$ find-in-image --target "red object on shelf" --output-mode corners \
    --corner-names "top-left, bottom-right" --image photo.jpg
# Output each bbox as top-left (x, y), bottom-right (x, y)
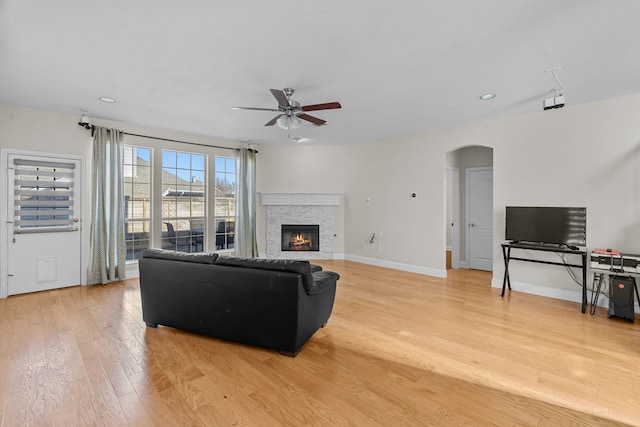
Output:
top-left (593, 248), bottom-right (620, 255)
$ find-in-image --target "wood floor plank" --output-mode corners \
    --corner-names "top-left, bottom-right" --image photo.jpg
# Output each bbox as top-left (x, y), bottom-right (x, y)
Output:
top-left (1, 261), bottom-right (639, 426)
top-left (0, 356), bottom-right (9, 425)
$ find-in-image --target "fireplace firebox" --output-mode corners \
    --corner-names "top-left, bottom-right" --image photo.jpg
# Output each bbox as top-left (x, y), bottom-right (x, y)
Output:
top-left (281, 224), bottom-right (319, 252)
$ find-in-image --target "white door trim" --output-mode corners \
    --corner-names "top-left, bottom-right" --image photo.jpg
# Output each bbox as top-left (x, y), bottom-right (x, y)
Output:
top-left (447, 166), bottom-right (460, 269)
top-left (0, 148), bottom-right (87, 298)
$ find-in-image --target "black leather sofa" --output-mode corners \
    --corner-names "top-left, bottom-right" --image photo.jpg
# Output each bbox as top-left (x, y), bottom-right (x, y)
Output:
top-left (138, 249), bottom-right (339, 356)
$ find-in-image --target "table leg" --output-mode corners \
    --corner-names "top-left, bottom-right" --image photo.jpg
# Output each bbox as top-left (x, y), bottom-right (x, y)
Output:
top-left (581, 253), bottom-right (587, 313)
top-left (501, 246), bottom-right (511, 297)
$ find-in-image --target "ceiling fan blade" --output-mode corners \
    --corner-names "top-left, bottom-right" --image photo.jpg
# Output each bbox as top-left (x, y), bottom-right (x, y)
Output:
top-left (298, 113), bottom-right (326, 126)
top-left (269, 89), bottom-right (290, 107)
top-left (301, 102), bottom-right (342, 112)
top-left (232, 106), bottom-right (280, 112)
top-left (265, 115), bottom-right (282, 126)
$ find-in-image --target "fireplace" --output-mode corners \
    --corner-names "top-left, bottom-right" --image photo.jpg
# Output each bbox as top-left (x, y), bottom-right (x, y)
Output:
top-left (262, 194), bottom-right (339, 259)
top-left (281, 224), bottom-right (319, 252)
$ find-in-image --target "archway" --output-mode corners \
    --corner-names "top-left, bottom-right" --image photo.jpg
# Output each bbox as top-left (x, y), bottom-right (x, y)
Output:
top-left (445, 146), bottom-right (493, 270)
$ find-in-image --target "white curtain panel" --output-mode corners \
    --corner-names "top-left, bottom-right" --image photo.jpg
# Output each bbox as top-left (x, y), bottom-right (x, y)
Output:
top-left (234, 148), bottom-right (258, 257)
top-left (87, 127), bottom-right (126, 284)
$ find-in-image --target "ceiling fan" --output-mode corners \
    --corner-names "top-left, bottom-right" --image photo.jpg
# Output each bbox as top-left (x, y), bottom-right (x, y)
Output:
top-left (232, 88), bottom-right (341, 129)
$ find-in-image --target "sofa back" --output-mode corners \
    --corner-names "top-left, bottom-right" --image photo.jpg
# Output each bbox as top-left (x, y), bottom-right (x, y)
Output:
top-left (138, 249), bottom-right (338, 354)
top-left (138, 255), bottom-right (307, 351)
top-left (140, 247), bottom-right (218, 264)
top-left (214, 256), bottom-right (314, 290)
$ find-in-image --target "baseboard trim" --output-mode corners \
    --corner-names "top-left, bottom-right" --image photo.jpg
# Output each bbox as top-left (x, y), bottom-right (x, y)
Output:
top-left (491, 277), bottom-right (586, 304)
top-left (489, 277), bottom-right (633, 309)
top-left (126, 262), bottom-right (140, 279)
top-left (344, 254), bottom-right (447, 278)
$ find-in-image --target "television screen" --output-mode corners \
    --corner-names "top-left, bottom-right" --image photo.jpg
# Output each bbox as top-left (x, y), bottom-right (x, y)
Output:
top-left (505, 206), bottom-right (586, 247)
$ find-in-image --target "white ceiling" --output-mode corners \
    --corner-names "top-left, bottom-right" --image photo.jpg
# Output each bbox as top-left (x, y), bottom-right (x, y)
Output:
top-left (2, 0), bottom-right (639, 146)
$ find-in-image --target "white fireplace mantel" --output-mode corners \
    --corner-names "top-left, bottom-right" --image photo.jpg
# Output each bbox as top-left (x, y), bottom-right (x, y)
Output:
top-left (260, 192), bottom-right (341, 206)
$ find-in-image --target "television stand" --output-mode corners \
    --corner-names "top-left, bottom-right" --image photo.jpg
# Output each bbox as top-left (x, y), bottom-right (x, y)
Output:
top-left (510, 241), bottom-right (579, 251)
top-left (501, 242), bottom-right (588, 313)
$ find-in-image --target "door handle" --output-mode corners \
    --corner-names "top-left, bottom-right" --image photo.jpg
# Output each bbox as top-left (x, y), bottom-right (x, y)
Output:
top-left (470, 223), bottom-right (477, 227)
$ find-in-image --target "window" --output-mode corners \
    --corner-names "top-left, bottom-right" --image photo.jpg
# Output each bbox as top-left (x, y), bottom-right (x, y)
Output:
top-left (12, 158), bottom-right (76, 233)
top-left (161, 150), bottom-right (206, 252)
top-left (123, 146), bottom-right (151, 260)
top-left (214, 156), bottom-right (235, 250)
top-left (122, 144), bottom-right (236, 258)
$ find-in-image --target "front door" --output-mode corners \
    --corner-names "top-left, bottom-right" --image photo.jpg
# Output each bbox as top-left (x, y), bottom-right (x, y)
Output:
top-left (467, 167), bottom-right (493, 271)
top-left (5, 153), bottom-right (82, 295)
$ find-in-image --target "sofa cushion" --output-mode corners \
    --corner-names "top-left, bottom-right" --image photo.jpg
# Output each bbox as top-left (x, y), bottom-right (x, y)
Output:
top-left (307, 271), bottom-right (340, 295)
top-left (140, 248), bottom-right (218, 264)
top-left (215, 256), bottom-right (314, 289)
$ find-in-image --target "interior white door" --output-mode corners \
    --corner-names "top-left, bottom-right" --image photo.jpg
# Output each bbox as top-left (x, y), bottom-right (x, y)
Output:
top-left (467, 167), bottom-right (493, 271)
top-left (6, 154), bottom-right (82, 295)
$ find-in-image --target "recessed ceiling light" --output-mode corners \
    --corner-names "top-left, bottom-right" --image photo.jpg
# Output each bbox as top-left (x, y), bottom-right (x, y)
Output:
top-left (99, 97), bottom-right (116, 103)
top-left (480, 93), bottom-right (496, 100)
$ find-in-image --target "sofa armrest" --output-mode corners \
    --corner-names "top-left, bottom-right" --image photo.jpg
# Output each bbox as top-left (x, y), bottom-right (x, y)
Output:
top-left (306, 271), bottom-right (340, 295)
top-left (310, 264), bottom-right (323, 273)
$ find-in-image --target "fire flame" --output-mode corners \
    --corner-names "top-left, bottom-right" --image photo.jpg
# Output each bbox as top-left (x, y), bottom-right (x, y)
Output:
top-left (292, 233), bottom-right (312, 248)
top-left (290, 233), bottom-right (313, 251)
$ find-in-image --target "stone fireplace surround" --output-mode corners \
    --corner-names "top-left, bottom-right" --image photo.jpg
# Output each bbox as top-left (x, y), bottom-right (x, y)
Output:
top-left (261, 193), bottom-right (340, 260)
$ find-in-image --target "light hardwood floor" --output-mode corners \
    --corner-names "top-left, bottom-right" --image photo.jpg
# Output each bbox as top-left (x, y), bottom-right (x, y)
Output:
top-left (1, 260), bottom-right (639, 426)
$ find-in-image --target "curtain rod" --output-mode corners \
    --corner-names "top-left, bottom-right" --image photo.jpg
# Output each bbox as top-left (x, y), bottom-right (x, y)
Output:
top-left (80, 123), bottom-right (256, 152)
top-left (122, 131), bottom-right (237, 151)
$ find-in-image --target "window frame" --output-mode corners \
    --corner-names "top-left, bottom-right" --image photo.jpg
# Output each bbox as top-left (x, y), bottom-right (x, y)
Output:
top-left (123, 138), bottom-right (236, 262)
top-left (123, 145), bottom-right (152, 260)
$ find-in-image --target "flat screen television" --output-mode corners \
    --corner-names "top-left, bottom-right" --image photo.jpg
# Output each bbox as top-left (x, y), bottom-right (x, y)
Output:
top-left (505, 206), bottom-right (586, 247)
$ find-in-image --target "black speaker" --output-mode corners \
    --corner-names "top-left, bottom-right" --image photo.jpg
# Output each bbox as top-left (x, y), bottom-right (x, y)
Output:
top-left (608, 276), bottom-right (635, 322)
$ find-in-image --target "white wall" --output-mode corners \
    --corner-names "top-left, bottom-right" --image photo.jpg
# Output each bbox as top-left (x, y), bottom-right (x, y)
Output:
top-left (341, 93), bottom-right (640, 303)
top-left (343, 135), bottom-right (447, 276)
top-left (0, 105), bottom-right (95, 293)
top-left (255, 144), bottom-right (347, 257)
top-left (0, 104), bottom-right (241, 289)
top-left (5, 92), bottom-right (640, 305)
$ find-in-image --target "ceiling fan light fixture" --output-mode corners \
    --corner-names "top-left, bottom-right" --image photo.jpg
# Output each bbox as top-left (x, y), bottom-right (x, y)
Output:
top-left (276, 115), bottom-right (301, 130)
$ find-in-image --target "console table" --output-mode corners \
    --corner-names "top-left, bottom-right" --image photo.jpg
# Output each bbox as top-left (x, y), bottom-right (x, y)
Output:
top-left (501, 242), bottom-right (588, 313)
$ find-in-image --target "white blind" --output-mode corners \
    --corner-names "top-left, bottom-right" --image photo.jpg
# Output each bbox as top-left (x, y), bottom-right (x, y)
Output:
top-left (13, 158), bottom-right (76, 233)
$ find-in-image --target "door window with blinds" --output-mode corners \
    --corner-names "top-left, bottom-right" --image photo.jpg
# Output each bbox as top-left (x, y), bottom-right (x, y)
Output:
top-left (12, 158), bottom-right (77, 233)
